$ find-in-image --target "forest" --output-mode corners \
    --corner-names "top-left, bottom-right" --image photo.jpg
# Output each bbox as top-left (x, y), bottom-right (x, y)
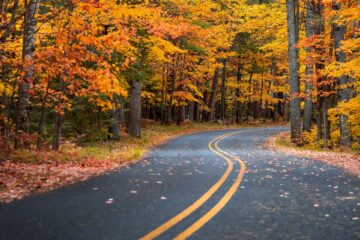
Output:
top-left (1, 0), bottom-right (359, 152)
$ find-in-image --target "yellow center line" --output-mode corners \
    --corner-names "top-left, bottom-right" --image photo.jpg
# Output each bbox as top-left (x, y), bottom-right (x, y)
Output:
top-left (173, 132), bottom-right (246, 240)
top-left (140, 132), bottom-right (235, 240)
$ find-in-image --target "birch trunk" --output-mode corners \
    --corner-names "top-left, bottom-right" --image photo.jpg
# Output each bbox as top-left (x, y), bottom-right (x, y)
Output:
top-left (15, 0), bottom-right (40, 148)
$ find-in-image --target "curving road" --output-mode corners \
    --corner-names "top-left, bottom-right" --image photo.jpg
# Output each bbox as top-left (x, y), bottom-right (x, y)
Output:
top-left (1, 127), bottom-right (359, 240)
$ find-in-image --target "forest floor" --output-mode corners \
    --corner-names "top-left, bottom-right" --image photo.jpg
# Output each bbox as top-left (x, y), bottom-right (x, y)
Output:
top-left (265, 132), bottom-right (360, 177)
top-left (0, 120), bottom-right (283, 203)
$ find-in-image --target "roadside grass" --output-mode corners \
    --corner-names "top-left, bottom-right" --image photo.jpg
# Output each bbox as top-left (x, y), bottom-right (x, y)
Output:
top-left (5, 121), bottom-right (285, 165)
top-left (77, 122), bottom-right (244, 165)
top-left (77, 121), bottom-right (287, 165)
top-left (274, 131), bottom-right (357, 153)
top-left (268, 131), bottom-right (360, 177)
top-left (1, 120), bottom-right (286, 202)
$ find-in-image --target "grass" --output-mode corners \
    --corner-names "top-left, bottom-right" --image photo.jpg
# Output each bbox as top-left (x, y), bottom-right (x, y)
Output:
top-left (0, 120), bottom-right (286, 202)
top-left (6, 120), bottom-right (285, 165)
top-left (273, 131), bottom-right (357, 153)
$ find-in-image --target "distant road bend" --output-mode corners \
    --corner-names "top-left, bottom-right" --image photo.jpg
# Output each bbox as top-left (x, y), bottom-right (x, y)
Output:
top-left (1, 127), bottom-right (359, 240)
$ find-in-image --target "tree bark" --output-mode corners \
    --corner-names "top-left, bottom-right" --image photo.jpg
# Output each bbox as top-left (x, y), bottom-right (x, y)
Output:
top-left (187, 102), bottom-right (194, 121)
top-left (15, 0), bottom-right (40, 148)
top-left (322, 97), bottom-right (329, 148)
top-left (52, 113), bottom-right (64, 150)
top-left (220, 58), bottom-right (227, 121)
top-left (313, 1), bottom-right (326, 142)
top-left (1, 65), bottom-right (10, 138)
top-left (333, 2), bottom-right (354, 147)
top-left (286, 0), bottom-right (302, 141)
top-left (303, 2), bottom-right (314, 132)
top-left (177, 105), bottom-right (185, 125)
top-left (208, 68), bottom-right (220, 122)
top-left (235, 59), bottom-right (243, 123)
top-left (166, 54), bottom-right (177, 124)
top-left (36, 83), bottom-right (49, 149)
top-left (194, 102), bottom-right (200, 121)
top-left (110, 98), bottom-right (120, 140)
top-left (129, 80), bottom-right (141, 137)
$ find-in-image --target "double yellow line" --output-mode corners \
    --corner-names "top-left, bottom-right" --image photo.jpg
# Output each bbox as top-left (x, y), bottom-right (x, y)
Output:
top-left (140, 131), bottom-right (246, 240)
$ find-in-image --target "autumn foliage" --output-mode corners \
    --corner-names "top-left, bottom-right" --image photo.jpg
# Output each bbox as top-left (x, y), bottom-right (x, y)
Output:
top-left (0, 0), bottom-right (359, 152)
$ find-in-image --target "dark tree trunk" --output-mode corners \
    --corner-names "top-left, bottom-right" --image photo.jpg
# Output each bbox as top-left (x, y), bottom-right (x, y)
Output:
top-left (202, 89), bottom-right (208, 121)
top-left (208, 68), bottom-right (220, 122)
top-left (286, 0), bottom-right (302, 141)
top-left (220, 59), bottom-right (227, 121)
top-left (36, 83), bottom-right (49, 149)
top-left (177, 105), bottom-right (185, 125)
top-left (194, 102), bottom-right (200, 121)
top-left (333, 2), bottom-right (354, 147)
top-left (235, 59), bottom-right (243, 123)
top-left (110, 99), bottom-right (120, 140)
top-left (247, 66), bottom-right (254, 121)
top-left (52, 113), bottom-right (64, 150)
top-left (129, 80), bottom-right (142, 137)
top-left (284, 96), bottom-right (290, 122)
top-left (1, 65), bottom-right (10, 138)
top-left (313, 2), bottom-right (326, 142)
top-left (303, 2), bottom-right (314, 131)
top-left (316, 96), bottom-right (323, 140)
top-left (152, 101), bottom-right (157, 121)
top-left (160, 64), bottom-right (167, 124)
top-left (322, 97), bottom-right (329, 148)
top-left (166, 55), bottom-right (177, 124)
top-left (187, 102), bottom-right (194, 121)
top-left (15, 0), bottom-right (40, 148)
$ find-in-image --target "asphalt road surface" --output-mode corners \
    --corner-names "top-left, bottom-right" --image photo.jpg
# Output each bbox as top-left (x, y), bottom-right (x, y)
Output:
top-left (1, 127), bottom-right (359, 240)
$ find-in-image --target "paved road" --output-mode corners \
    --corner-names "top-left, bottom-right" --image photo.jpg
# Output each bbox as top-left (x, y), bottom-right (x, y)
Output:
top-left (1, 127), bottom-right (359, 240)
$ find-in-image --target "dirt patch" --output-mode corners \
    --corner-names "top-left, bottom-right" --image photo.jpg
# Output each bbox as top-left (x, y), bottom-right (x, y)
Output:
top-left (264, 132), bottom-right (360, 177)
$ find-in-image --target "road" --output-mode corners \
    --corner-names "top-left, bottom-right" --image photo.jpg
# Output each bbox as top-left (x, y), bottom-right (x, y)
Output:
top-left (1, 127), bottom-right (359, 240)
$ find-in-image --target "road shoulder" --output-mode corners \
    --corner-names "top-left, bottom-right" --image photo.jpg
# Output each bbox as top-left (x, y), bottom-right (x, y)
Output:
top-left (264, 131), bottom-right (360, 177)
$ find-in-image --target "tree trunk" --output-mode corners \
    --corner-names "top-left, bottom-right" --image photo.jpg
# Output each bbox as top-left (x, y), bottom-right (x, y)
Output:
top-left (286, 0), bottom-right (301, 141)
top-left (220, 59), bottom-right (227, 121)
top-left (110, 100), bottom-right (120, 140)
top-left (15, 0), bottom-right (40, 148)
top-left (1, 65), bottom-right (10, 138)
top-left (322, 97), bottom-right (329, 148)
top-left (202, 89), bottom-right (208, 121)
top-left (208, 68), bottom-right (220, 122)
top-left (316, 96), bottom-right (323, 140)
top-left (235, 60), bottom-right (243, 124)
top-left (166, 55), bottom-right (177, 124)
top-left (303, 2), bottom-right (314, 132)
top-left (313, 2), bottom-right (326, 142)
top-left (194, 102), bottom-right (200, 121)
top-left (187, 102), bottom-right (194, 121)
top-left (177, 105), bottom-right (185, 125)
top-left (36, 83), bottom-right (49, 149)
top-left (333, 2), bottom-right (354, 147)
top-left (284, 96), bottom-right (290, 122)
top-left (52, 113), bottom-right (64, 150)
top-left (129, 80), bottom-right (142, 137)
top-left (161, 64), bottom-right (167, 124)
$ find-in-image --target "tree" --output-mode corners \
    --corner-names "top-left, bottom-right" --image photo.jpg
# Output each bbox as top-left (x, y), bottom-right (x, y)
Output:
top-left (332, 1), bottom-right (354, 147)
top-left (303, 1), bottom-right (314, 132)
top-left (285, 0), bottom-right (301, 141)
top-left (15, 0), bottom-right (41, 148)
